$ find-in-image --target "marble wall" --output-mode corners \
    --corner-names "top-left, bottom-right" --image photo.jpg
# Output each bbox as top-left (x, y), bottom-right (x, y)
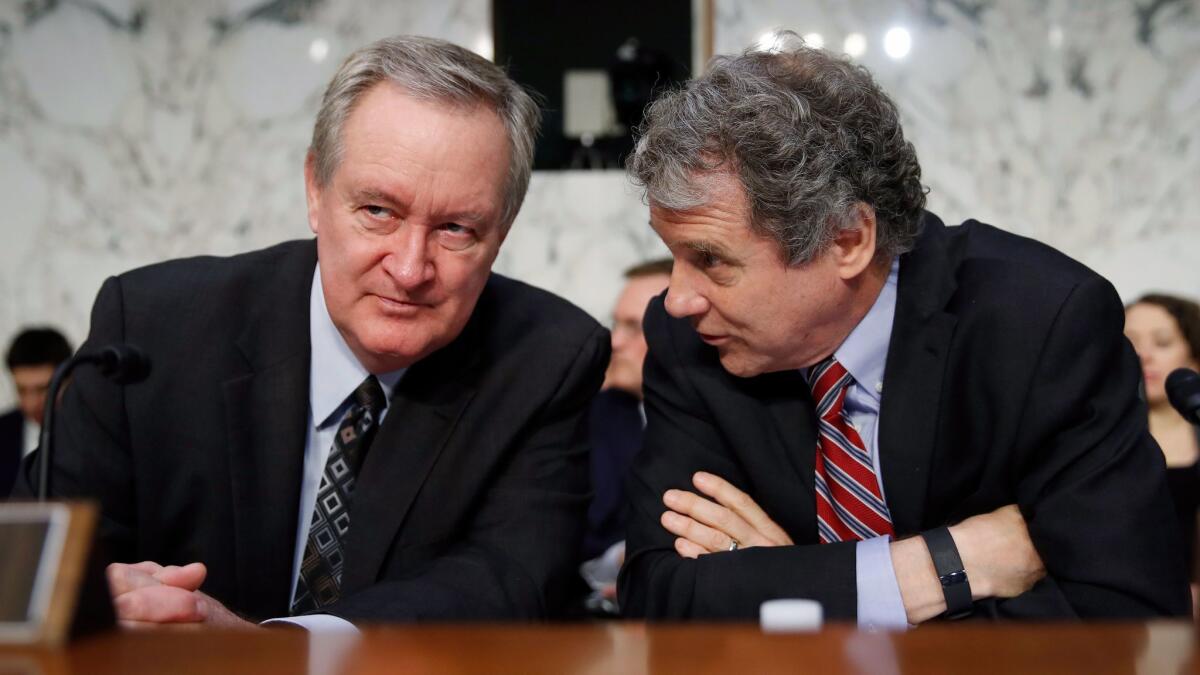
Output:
top-left (0, 0), bottom-right (1197, 408)
top-left (717, 0), bottom-right (1200, 301)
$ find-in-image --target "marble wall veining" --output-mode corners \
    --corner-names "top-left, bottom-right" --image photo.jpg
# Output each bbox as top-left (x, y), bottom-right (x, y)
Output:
top-left (716, 0), bottom-right (1200, 302)
top-left (0, 0), bottom-right (1197, 408)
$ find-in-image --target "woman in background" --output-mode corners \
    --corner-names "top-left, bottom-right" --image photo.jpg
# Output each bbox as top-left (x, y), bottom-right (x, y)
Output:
top-left (1125, 293), bottom-right (1200, 591)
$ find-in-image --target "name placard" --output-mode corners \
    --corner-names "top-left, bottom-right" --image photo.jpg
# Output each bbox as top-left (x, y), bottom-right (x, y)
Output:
top-left (0, 502), bottom-right (112, 646)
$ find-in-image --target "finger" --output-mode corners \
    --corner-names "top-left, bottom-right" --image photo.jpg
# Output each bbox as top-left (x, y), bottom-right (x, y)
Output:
top-left (155, 562), bottom-right (207, 591)
top-left (674, 537), bottom-right (708, 559)
top-left (693, 472), bottom-right (793, 545)
top-left (106, 563), bottom-right (162, 596)
top-left (115, 587), bottom-right (205, 624)
top-left (661, 510), bottom-right (733, 553)
top-left (663, 489), bottom-right (754, 546)
top-left (119, 620), bottom-right (205, 631)
top-left (127, 561), bottom-right (166, 575)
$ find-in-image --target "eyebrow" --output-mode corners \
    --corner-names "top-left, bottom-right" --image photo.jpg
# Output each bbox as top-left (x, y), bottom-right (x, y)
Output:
top-left (681, 239), bottom-right (733, 261)
top-left (351, 188), bottom-right (489, 225)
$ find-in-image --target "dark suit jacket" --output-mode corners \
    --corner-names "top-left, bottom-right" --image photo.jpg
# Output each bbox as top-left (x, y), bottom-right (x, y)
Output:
top-left (15, 239), bottom-right (609, 622)
top-left (620, 213), bottom-right (1189, 620)
top-left (583, 389), bottom-right (644, 559)
top-left (0, 409), bottom-right (23, 498)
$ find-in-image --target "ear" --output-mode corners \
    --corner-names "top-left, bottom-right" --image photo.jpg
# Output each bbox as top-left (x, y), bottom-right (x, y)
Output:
top-left (304, 152), bottom-right (322, 235)
top-left (830, 203), bottom-right (879, 281)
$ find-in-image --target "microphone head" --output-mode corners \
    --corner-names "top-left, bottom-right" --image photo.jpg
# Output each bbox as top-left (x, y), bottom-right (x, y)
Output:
top-left (1166, 368), bottom-right (1200, 425)
top-left (95, 344), bottom-right (152, 385)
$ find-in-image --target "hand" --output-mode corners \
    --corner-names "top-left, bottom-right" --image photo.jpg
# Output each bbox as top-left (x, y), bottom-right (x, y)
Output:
top-left (661, 471), bottom-right (793, 558)
top-left (948, 504), bottom-right (1046, 599)
top-left (106, 561), bottom-right (257, 629)
top-left (891, 503), bottom-right (1046, 624)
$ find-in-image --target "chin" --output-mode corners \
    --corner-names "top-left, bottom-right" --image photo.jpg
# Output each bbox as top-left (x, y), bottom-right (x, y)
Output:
top-left (718, 354), bottom-right (766, 379)
top-left (356, 332), bottom-right (438, 369)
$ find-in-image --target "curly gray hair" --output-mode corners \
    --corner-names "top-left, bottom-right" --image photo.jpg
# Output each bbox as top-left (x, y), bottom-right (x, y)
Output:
top-left (311, 35), bottom-right (541, 227)
top-left (627, 33), bottom-right (926, 264)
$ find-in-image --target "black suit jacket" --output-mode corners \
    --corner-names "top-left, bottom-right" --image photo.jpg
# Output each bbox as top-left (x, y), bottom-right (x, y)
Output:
top-left (583, 389), bottom-right (645, 559)
top-left (0, 409), bottom-right (23, 498)
top-left (16, 239), bottom-right (609, 622)
top-left (620, 213), bottom-right (1189, 620)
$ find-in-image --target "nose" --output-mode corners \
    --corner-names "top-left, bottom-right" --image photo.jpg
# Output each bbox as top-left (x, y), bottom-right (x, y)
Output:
top-left (381, 226), bottom-right (436, 290)
top-left (662, 271), bottom-right (708, 319)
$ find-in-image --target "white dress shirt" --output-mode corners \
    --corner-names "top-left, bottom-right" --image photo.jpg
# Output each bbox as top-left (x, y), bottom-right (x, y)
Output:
top-left (806, 259), bottom-right (909, 630)
top-left (270, 266), bottom-right (405, 632)
top-left (23, 419), bottom-right (40, 458)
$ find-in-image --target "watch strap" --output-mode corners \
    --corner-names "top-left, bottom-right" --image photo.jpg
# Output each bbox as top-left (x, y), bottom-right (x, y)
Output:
top-left (921, 526), bottom-right (973, 619)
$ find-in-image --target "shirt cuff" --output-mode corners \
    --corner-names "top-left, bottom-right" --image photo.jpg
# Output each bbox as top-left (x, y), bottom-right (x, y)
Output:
top-left (262, 614), bottom-right (360, 633)
top-left (855, 535), bottom-right (909, 630)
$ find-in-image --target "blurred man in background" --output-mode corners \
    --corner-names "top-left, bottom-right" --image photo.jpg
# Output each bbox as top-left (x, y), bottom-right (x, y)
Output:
top-left (581, 259), bottom-right (670, 612)
top-left (2, 327), bottom-right (72, 497)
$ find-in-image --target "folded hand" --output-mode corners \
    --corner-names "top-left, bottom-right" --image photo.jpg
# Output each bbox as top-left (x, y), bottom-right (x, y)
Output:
top-left (106, 561), bottom-right (256, 629)
top-left (661, 471), bottom-right (792, 558)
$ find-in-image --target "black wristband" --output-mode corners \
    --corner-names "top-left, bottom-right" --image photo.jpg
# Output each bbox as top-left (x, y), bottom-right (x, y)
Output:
top-left (921, 526), bottom-right (973, 619)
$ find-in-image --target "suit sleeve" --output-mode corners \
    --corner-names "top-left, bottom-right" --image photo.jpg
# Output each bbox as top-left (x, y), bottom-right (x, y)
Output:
top-left (619, 299), bottom-right (859, 620)
top-left (13, 276), bottom-right (138, 562)
top-left (322, 325), bottom-right (609, 622)
top-left (989, 275), bottom-right (1190, 618)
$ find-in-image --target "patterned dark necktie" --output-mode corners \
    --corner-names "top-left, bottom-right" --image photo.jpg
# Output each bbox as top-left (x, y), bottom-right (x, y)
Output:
top-left (290, 375), bottom-right (386, 614)
top-left (806, 356), bottom-right (894, 543)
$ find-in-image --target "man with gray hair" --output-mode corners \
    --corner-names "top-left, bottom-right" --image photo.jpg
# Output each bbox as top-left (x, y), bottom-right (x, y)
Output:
top-left (21, 36), bottom-right (608, 628)
top-left (619, 36), bottom-right (1188, 624)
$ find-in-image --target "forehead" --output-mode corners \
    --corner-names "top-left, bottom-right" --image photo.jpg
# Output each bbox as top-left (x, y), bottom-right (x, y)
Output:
top-left (336, 83), bottom-right (510, 211)
top-left (1127, 303), bottom-right (1180, 333)
top-left (650, 172), bottom-right (748, 235)
top-left (615, 274), bottom-right (670, 314)
top-left (649, 172), bottom-right (786, 262)
top-left (11, 364), bottom-right (55, 384)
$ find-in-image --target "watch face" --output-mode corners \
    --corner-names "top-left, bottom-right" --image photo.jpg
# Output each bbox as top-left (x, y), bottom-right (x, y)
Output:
top-left (940, 569), bottom-right (968, 587)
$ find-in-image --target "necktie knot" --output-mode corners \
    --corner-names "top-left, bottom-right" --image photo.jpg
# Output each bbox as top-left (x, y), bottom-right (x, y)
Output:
top-left (353, 375), bottom-right (387, 414)
top-left (807, 356), bottom-right (852, 419)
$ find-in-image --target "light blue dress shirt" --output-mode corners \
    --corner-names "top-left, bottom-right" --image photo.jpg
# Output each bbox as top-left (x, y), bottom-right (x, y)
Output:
top-left (819, 259), bottom-right (908, 630)
top-left (271, 265), bottom-right (405, 632)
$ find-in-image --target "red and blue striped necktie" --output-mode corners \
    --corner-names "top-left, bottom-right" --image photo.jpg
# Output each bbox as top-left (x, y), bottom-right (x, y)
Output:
top-left (806, 356), bottom-right (894, 542)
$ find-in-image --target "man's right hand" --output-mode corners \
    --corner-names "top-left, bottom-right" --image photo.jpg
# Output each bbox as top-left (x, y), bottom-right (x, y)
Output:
top-left (106, 561), bottom-right (258, 628)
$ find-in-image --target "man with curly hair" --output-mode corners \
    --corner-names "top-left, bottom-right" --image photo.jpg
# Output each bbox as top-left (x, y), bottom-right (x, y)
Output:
top-left (619, 35), bottom-right (1188, 625)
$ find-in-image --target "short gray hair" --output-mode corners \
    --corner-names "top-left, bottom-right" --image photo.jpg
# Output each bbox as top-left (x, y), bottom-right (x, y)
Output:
top-left (311, 35), bottom-right (541, 226)
top-left (627, 33), bottom-right (926, 264)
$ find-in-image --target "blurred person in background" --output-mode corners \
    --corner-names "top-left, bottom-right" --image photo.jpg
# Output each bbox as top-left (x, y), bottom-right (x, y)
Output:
top-left (581, 258), bottom-right (671, 613)
top-left (1125, 294), bottom-right (1200, 593)
top-left (1, 327), bottom-right (72, 497)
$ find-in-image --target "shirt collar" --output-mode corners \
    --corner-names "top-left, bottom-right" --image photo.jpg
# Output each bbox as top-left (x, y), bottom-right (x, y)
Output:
top-left (832, 258), bottom-right (899, 403)
top-left (309, 265), bottom-right (406, 428)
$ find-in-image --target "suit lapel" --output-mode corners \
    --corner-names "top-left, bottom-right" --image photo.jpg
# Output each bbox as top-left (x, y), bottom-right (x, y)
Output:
top-left (341, 317), bottom-right (482, 592)
top-left (877, 215), bottom-right (958, 534)
top-left (754, 370), bottom-right (818, 509)
top-left (223, 241), bottom-right (315, 617)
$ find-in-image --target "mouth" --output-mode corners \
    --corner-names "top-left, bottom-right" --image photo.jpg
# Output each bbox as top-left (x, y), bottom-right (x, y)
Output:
top-left (697, 332), bottom-right (730, 346)
top-left (373, 294), bottom-right (432, 315)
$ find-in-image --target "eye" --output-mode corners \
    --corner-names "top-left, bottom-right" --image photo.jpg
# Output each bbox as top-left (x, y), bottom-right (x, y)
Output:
top-left (364, 205), bottom-right (394, 218)
top-left (436, 222), bottom-right (478, 251)
top-left (696, 250), bottom-right (725, 270)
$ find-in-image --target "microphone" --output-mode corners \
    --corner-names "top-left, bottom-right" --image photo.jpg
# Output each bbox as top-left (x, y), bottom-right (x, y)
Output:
top-left (37, 344), bottom-right (151, 500)
top-left (93, 344), bottom-right (152, 385)
top-left (1166, 368), bottom-right (1200, 426)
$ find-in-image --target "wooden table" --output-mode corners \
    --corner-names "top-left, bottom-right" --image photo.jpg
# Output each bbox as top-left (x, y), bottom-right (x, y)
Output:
top-left (2, 622), bottom-right (1197, 674)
